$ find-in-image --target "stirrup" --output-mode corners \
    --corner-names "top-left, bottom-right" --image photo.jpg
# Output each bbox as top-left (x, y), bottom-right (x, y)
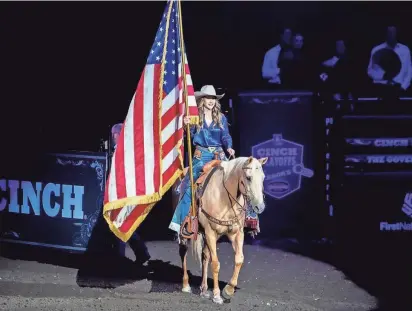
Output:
top-left (180, 217), bottom-right (194, 239)
top-left (180, 215), bottom-right (198, 240)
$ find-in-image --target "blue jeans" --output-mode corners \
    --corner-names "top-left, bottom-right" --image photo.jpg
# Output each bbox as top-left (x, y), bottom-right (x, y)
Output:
top-left (169, 146), bottom-right (225, 233)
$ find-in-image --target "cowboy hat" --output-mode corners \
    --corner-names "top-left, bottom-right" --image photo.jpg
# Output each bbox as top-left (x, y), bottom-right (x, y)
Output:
top-left (194, 85), bottom-right (225, 100)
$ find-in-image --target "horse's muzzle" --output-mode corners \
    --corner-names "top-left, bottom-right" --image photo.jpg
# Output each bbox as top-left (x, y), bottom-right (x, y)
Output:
top-left (253, 203), bottom-right (266, 214)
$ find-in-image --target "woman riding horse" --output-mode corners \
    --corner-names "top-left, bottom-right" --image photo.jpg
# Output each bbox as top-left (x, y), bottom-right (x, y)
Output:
top-left (168, 85), bottom-right (260, 241)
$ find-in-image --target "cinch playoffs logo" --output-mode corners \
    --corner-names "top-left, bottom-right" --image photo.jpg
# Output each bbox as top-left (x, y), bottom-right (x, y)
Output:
top-left (252, 134), bottom-right (314, 199)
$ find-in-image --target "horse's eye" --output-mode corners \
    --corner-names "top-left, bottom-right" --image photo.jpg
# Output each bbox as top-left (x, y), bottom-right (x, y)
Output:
top-left (246, 176), bottom-right (252, 182)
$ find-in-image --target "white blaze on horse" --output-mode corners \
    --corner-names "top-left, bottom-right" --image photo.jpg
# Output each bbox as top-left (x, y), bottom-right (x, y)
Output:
top-left (172, 156), bottom-right (268, 304)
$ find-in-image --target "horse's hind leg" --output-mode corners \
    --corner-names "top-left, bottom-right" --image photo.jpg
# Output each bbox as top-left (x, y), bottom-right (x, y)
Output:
top-left (200, 244), bottom-right (211, 298)
top-left (179, 242), bottom-right (191, 293)
top-left (204, 231), bottom-right (223, 304)
top-left (223, 231), bottom-right (245, 298)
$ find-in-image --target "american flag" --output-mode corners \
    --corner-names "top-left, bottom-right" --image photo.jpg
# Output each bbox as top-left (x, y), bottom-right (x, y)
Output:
top-left (103, 0), bottom-right (199, 242)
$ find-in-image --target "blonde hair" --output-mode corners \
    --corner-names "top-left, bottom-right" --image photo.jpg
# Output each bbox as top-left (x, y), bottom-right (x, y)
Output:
top-left (196, 97), bottom-right (224, 132)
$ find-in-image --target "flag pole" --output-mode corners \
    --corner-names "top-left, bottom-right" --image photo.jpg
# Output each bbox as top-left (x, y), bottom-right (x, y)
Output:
top-left (177, 0), bottom-right (196, 235)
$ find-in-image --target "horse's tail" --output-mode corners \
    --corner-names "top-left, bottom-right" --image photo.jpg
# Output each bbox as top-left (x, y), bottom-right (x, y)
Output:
top-left (191, 232), bottom-right (204, 269)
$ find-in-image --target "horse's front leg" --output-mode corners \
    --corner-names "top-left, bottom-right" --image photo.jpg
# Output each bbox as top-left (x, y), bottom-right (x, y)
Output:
top-left (204, 231), bottom-right (223, 304)
top-left (223, 230), bottom-right (244, 298)
top-left (179, 243), bottom-right (191, 293)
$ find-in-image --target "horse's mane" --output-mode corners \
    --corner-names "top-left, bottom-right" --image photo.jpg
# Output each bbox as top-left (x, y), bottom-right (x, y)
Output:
top-left (220, 157), bottom-right (249, 182)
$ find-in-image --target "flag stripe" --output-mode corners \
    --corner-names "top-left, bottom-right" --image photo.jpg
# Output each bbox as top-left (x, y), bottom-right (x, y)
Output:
top-left (118, 203), bottom-right (150, 233)
top-left (114, 124), bottom-right (127, 200)
top-left (143, 65), bottom-right (156, 195)
top-left (161, 85), bottom-right (180, 117)
top-left (163, 155), bottom-right (182, 184)
top-left (124, 93), bottom-right (137, 197)
top-left (152, 65), bottom-right (162, 193)
top-left (108, 158), bottom-right (117, 202)
top-left (133, 70), bottom-right (146, 196)
top-left (162, 106), bottom-right (182, 142)
top-left (162, 143), bottom-right (180, 174)
top-left (162, 120), bottom-right (183, 156)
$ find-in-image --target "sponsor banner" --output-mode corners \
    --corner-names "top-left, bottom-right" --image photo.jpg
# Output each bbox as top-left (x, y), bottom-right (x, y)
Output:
top-left (340, 172), bottom-right (412, 236)
top-left (252, 134), bottom-right (313, 200)
top-left (345, 138), bottom-right (412, 148)
top-left (380, 193), bottom-right (412, 232)
top-left (344, 154), bottom-right (412, 172)
top-left (237, 91), bottom-right (320, 238)
top-left (0, 152), bottom-right (107, 251)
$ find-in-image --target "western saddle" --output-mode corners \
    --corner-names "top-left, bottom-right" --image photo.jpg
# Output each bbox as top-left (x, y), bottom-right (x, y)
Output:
top-left (179, 158), bottom-right (223, 240)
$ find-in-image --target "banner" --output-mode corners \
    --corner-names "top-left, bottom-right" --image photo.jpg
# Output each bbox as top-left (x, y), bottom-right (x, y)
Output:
top-left (340, 172), bottom-right (412, 235)
top-left (344, 154), bottom-right (412, 173)
top-left (237, 91), bottom-right (320, 238)
top-left (333, 110), bottom-right (412, 237)
top-left (345, 137), bottom-right (412, 148)
top-left (0, 152), bottom-right (107, 251)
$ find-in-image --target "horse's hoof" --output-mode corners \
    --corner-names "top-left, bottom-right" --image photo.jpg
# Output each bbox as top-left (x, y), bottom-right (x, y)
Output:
top-left (212, 295), bottom-right (223, 304)
top-left (200, 290), bottom-right (210, 299)
top-left (182, 286), bottom-right (192, 293)
top-left (223, 284), bottom-right (235, 297)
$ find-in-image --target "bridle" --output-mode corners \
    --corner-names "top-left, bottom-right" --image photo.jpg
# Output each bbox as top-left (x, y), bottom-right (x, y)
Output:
top-left (222, 162), bottom-right (253, 212)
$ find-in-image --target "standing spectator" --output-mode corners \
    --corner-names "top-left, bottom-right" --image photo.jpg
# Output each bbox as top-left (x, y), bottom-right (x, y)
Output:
top-left (279, 33), bottom-right (309, 89)
top-left (367, 26), bottom-right (412, 99)
top-left (320, 39), bottom-right (355, 105)
top-left (262, 28), bottom-right (293, 84)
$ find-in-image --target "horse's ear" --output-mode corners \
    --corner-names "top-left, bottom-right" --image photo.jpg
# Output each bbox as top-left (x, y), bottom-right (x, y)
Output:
top-left (247, 156), bottom-right (254, 164)
top-left (258, 157), bottom-right (268, 165)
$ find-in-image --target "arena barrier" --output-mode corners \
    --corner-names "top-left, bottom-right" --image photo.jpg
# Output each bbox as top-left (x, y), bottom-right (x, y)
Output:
top-left (0, 151), bottom-right (107, 252)
top-left (236, 90), bottom-right (325, 239)
top-left (330, 99), bottom-right (412, 242)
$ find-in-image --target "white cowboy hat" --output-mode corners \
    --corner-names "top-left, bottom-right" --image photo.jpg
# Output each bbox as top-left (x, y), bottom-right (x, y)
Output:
top-left (194, 85), bottom-right (225, 100)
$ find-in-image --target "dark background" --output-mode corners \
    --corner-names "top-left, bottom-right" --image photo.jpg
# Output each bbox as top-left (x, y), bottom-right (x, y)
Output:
top-left (2, 1), bottom-right (412, 156)
top-left (2, 4), bottom-right (412, 310)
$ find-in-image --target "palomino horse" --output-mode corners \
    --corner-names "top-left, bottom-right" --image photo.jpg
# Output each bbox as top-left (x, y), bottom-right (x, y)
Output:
top-left (172, 156), bottom-right (268, 304)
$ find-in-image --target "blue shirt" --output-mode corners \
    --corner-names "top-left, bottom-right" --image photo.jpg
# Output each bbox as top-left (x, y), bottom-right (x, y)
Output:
top-left (188, 114), bottom-right (233, 150)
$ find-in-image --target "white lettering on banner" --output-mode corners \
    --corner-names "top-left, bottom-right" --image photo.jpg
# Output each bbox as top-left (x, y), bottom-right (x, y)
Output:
top-left (380, 193), bottom-right (412, 232)
top-left (385, 156), bottom-right (412, 163)
top-left (266, 170), bottom-right (292, 180)
top-left (366, 155), bottom-right (412, 164)
top-left (380, 222), bottom-right (412, 231)
top-left (256, 148), bottom-right (298, 167)
top-left (366, 156), bottom-right (385, 163)
top-left (374, 139), bottom-right (408, 147)
top-left (0, 179), bottom-right (84, 219)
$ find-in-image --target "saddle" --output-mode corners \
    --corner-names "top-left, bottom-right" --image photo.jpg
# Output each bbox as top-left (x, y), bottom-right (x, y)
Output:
top-left (182, 159), bottom-right (222, 186)
top-left (179, 158), bottom-right (222, 240)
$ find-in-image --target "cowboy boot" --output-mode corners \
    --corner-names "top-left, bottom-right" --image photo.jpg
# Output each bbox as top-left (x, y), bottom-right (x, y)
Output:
top-left (180, 217), bottom-right (194, 240)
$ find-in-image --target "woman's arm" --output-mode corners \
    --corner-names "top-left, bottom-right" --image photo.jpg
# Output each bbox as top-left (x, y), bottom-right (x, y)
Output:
top-left (221, 115), bottom-right (233, 150)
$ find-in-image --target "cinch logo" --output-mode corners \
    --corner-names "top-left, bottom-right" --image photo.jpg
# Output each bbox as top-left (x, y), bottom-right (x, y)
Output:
top-left (374, 139), bottom-right (409, 147)
top-left (380, 193), bottom-right (412, 231)
top-left (346, 138), bottom-right (411, 147)
top-left (252, 134), bottom-right (314, 199)
top-left (0, 179), bottom-right (85, 220)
